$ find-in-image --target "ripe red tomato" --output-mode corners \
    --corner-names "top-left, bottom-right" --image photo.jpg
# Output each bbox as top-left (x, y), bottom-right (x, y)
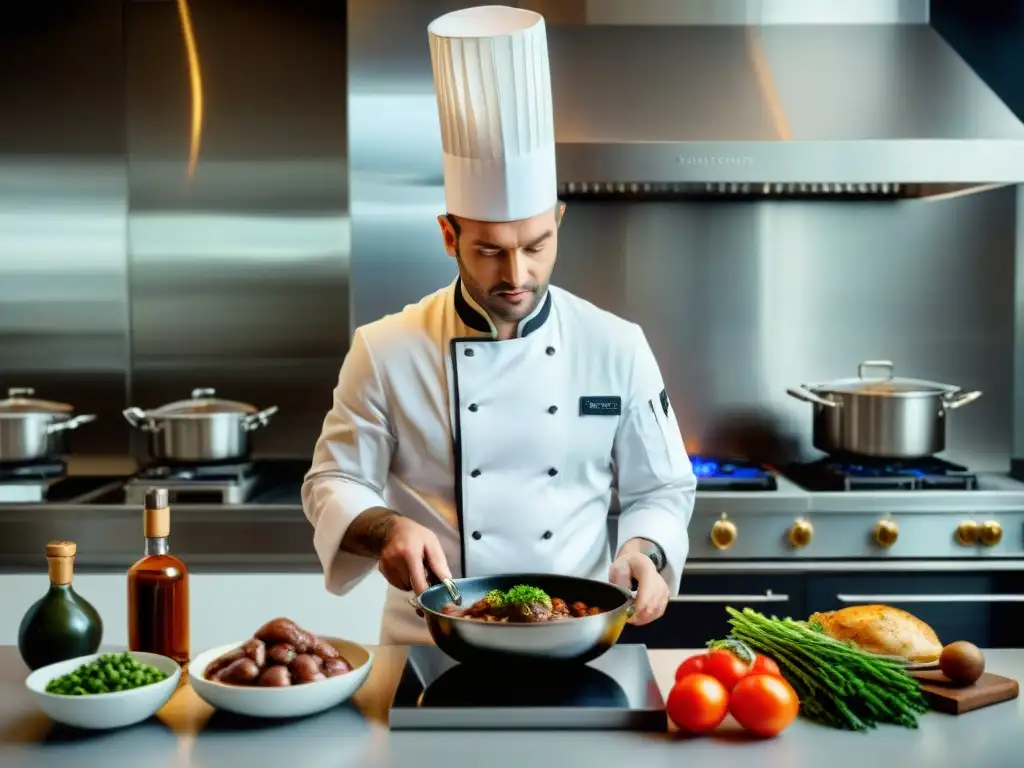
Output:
top-left (666, 673), bottom-right (730, 734)
top-left (729, 673), bottom-right (800, 737)
top-left (675, 653), bottom-right (709, 681)
top-left (750, 654), bottom-right (782, 678)
top-left (703, 648), bottom-right (750, 691)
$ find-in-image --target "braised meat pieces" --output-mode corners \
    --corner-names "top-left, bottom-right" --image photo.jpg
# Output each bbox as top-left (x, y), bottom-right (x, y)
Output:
top-left (439, 585), bottom-right (605, 623)
top-left (203, 618), bottom-right (352, 687)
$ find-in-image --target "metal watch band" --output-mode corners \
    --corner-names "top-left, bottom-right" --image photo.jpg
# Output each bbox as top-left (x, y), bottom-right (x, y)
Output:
top-left (646, 544), bottom-right (666, 573)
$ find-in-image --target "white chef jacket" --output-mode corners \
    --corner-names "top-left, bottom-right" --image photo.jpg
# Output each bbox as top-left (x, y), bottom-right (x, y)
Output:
top-left (302, 278), bottom-right (697, 645)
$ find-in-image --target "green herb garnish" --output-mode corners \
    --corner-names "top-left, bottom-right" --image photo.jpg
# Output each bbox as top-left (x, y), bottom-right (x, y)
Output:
top-left (484, 589), bottom-right (506, 608)
top-left (501, 584), bottom-right (552, 609)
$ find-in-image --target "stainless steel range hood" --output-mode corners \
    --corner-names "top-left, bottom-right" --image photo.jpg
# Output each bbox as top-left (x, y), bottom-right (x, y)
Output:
top-left (541, 13), bottom-right (1024, 200)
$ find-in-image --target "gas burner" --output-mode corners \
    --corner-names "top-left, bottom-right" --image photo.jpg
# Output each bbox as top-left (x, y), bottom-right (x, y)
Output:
top-left (0, 460), bottom-right (67, 483)
top-left (124, 461), bottom-right (258, 505)
top-left (785, 456), bottom-right (978, 492)
top-left (691, 455), bottom-right (777, 491)
top-left (135, 461), bottom-right (255, 483)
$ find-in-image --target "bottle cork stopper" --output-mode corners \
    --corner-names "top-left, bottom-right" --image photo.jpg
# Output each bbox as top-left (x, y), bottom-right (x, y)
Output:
top-left (46, 540), bottom-right (76, 558)
top-left (144, 487), bottom-right (171, 538)
top-left (46, 540), bottom-right (76, 585)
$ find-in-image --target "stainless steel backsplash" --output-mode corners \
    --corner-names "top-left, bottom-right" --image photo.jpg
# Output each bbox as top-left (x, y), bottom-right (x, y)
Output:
top-left (0, 0), bottom-right (349, 458)
top-left (349, 0), bottom-right (1018, 471)
top-left (0, 0), bottom-right (1018, 469)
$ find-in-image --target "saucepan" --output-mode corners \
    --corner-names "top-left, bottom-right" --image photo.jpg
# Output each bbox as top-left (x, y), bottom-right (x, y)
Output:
top-left (0, 388), bottom-right (97, 463)
top-left (409, 573), bottom-right (634, 666)
top-left (123, 388), bottom-right (279, 463)
top-left (786, 360), bottom-right (982, 459)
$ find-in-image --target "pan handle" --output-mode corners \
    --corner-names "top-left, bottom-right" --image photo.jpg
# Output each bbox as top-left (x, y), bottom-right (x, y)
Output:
top-left (408, 564), bottom-right (462, 618)
top-left (943, 390), bottom-right (982, 410)
top-left (786, 387), bottom-right (839, 408)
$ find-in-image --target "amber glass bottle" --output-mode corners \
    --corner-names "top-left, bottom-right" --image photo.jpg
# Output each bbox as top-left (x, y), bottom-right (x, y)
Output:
top-left (17, 540), bottom-right (103, 670)
top-left (127, 488), bottom-right (190, 665)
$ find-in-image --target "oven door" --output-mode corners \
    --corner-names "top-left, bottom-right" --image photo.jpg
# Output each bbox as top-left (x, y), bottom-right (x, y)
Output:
top-left (806, 570), bottom-right (1024, 649)
top-left (620, 574), bottom-right (806, 649)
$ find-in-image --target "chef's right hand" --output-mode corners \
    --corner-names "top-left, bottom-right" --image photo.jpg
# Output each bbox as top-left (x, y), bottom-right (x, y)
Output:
top-left (377, 516), bottom-right (452, 594)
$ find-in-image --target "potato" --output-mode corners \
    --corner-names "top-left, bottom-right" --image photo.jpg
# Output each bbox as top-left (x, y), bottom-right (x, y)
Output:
top-left (290, 654), bottom-right (325, 684)
top-left (268, 643), bottom-right (297, 665)
top-left (258, 665), bottom-right (292, 687)
top-left (204, 647), bottom-right (246, 680)
top-left (213, 657), bottom-right (261, 685)
top-left (310, 637), bottom-right (340, 660)
top-left (254, 618), bottom-right (311, 652)
top-left (242, 638), bottom-right (267, 668)
top-left (323, 658), bottom-right (351, 678)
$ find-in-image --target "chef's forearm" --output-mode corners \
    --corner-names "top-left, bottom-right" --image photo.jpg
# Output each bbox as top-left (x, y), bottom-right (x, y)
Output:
top-left (339, 507), bottom-right (400, 558)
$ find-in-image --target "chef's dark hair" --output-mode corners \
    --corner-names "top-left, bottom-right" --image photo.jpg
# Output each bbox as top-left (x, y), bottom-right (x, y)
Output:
top-left (445, 199), bottom-right (566, 238)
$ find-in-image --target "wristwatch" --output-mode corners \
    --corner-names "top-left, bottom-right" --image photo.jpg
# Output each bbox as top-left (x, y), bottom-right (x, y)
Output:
top-left (646, 544), bottom-right (666, 573)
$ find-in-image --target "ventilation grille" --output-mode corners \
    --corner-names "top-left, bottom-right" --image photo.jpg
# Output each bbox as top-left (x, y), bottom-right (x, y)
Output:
top-left (557, 181), bottom-right (914, 200)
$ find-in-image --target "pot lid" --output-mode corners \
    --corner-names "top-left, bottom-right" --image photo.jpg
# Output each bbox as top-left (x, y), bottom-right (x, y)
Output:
top-left (148, 388), bottom-right (258, 416)
top-left (809, 361), bottom-right (956, 396)
top-left (0, 387), bottom-right (74, 414)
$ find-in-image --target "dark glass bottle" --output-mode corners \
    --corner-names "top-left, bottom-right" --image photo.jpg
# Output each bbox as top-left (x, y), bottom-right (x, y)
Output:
top-left (127, 488), bottom-right (190, 665)
top-left (17, 540), bottom-right (103, 670)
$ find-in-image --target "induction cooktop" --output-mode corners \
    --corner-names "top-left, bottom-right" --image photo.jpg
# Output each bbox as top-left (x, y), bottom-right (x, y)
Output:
top-left (388, 644), bottom-right (667, 730)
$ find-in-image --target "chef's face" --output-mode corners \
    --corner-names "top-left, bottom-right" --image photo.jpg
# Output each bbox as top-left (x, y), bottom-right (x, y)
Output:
top-left (438, 204), bottom-right (563, 326)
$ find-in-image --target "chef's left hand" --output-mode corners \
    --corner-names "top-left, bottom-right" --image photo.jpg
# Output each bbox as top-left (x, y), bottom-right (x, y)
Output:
top-left (608, 552), bottom-right (669, 625)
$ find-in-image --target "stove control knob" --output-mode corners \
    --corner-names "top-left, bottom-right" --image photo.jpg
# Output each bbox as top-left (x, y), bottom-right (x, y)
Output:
top-left (874, 518), bottom-right (899, 548)
top-left (956, 520), bottom-right (979, 546)
top-left (979, 520), bottom-right (1003, 547)
top-left (789, 519), bottom-right (814, 548)
top-left (710, 515), bottom-right (737, 550)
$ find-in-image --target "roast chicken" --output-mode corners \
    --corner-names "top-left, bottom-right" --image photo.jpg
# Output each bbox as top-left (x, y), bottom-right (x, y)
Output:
top-left (808, 604), bottom-right (942, 663)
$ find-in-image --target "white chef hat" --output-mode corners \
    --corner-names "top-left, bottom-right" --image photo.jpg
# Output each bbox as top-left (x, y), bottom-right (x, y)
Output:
top-left (428, 5), bottom-right (557, 223)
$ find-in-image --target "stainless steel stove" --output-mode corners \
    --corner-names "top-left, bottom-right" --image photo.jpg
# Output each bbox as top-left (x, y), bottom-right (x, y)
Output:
top-left (389, 644), bottom-right (666, 730)
top-left (0, 461), bottom-right (123, 504)
top-left (619, 454), bottom-right (1024, 652)
top-left (683, 454), bottom-right (1024, 560)
top-left (123, 462), bottom-right (259, 505)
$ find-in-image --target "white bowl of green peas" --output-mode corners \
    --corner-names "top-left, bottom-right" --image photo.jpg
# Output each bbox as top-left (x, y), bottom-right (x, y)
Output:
top-left (25, 651), bottom-right (181, 730)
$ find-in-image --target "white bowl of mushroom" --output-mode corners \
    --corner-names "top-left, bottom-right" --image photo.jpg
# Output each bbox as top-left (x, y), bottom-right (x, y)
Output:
top-left (188, 618), bottom-right (374, 719)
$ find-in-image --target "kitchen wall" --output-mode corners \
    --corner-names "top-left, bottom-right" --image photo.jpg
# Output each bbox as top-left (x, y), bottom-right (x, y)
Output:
top-left (0, 0), bottom-right (349, 459)
top-left (1, 0), bottom-right (1020, 472)
top-left (0, 2), bottom-right (129, 454)
top-left (351, 0), bottom-right (1018, 471)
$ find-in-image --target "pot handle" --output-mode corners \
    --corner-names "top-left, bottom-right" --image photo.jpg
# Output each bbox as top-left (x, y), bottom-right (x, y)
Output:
top-left (786, 387), bottom-right (839, 408)
top-left (943, 390), bottom-right (983, 410)
top-left (45, 414), bottom-right (97, 434)
top-left (858, 360), bottom-right (894, 380)
top-left (122, 407), bottom-right (160, 432)
top-left (242, 405), bottom-right (279, 432)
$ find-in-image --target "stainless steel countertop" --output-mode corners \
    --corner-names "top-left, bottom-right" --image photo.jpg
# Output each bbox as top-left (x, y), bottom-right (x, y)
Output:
top-left (0, 645), bottom-right (1020, 766)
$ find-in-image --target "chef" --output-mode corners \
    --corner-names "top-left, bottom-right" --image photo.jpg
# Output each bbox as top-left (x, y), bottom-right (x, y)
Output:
top-left (302, 5), bottom-right (697, 645)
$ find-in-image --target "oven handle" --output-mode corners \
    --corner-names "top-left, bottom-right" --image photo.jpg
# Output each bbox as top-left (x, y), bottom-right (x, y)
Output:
top-left (837, 594), bottom-right (1024, 604)
top-left (670, 590), bottom-right (789, 604)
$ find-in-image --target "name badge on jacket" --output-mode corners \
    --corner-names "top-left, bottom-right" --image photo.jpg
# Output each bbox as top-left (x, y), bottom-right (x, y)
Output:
top-left (579, 396), bottom-right (621, 416)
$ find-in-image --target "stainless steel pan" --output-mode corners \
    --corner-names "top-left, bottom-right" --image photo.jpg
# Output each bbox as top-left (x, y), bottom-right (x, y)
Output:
top-left (123, 388), bottom-right (278, 463)
top-left (0, 388), bottom-right (97, 463)
top-left (786, 360), bottom-right (982, 459)
top-left (410, 573), bottom-right (633, 666)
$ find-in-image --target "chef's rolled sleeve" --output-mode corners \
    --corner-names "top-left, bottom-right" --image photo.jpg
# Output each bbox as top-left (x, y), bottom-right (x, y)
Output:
top-left (302, 328), bottom-right (395, 596)
top-left (613, 327), bottom-right (697, 594)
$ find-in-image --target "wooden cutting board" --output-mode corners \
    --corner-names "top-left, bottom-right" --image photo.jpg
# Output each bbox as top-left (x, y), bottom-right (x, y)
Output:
top-left (910, 670), bottom-right (1019, 714)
